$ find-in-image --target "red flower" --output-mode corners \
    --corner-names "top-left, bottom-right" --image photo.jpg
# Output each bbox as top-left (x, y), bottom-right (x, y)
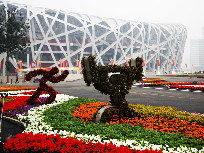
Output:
top-left (4, 132), bottom-right (163, 153)
top-left (4, 96), bottom-right (30, 113)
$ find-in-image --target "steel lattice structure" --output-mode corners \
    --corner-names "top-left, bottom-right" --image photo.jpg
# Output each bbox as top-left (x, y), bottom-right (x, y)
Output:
top-left (0, 0), bottom-right (187, 75)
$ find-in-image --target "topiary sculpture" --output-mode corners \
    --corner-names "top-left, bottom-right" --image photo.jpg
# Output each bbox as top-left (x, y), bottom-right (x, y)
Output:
top-left (25, 67), bottom-right (69, 105)
top-left (81, 56), bottom-right (143, 123)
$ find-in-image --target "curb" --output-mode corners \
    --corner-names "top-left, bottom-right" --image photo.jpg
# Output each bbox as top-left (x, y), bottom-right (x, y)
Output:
top-left (2, 116), bottom-right (26, 130)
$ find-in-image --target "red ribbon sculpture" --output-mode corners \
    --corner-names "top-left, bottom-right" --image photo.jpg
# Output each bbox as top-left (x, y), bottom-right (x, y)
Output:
top-left (25, 67), bottom-right (69, 105)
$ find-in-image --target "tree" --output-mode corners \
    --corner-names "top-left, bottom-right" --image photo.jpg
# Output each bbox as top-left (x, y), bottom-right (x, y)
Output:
top-left (0, 6), bottom-right (30, 83)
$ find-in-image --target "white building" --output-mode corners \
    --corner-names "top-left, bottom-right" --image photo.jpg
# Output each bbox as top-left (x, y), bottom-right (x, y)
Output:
top-left (190, 39), bottom-right (204, 72)
top-left (0, 0), bottom-right (187, 75)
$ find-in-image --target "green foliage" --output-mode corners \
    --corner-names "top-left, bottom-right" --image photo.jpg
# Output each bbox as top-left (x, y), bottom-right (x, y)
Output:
top-left (81, 56), bottom-right (94, 86)
top-left (81, 56), bottom-right (143, 96)
top-left (43, 98), bottom-right (204, 150)
top-left (130, 104), bottom-right (204, 125)
top-left (0, 6), bottom-right (30, 82)
top-left (81, 56), bottom-right (144, 118)
top-left (0, 6), bottom-right (30, 56)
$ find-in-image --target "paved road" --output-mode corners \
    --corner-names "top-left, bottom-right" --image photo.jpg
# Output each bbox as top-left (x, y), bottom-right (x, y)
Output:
top-left (12, 75), bottom-right (204, 114)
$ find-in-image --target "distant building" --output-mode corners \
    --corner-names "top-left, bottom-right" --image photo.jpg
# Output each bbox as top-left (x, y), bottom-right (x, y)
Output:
top-left (190, 39), bottom-right (204, 72)
top-left (0, 0), bottom-right (187, 75)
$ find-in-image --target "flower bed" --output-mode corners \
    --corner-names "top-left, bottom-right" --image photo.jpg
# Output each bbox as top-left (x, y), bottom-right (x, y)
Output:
top-left (72, 102), bottom-right (204, 140)
top-left (4, 132), bottom-right (162, 153)
top-left (0, 86), bottom-right (37, 92)
top-left (2, 88), bottom-right (204, 152)
top-left (12, 97), bottom-right (203, 152)
top-left (2, 89), bottom-right (46, 114)
top-left (4, 96), bottom-right (30, 113)
top-left (139, 78), bottom-right (166, 83)
top-left (133, 78), bottom-right (204, 91)
top-left (169, 84), bottom-right (204, 91)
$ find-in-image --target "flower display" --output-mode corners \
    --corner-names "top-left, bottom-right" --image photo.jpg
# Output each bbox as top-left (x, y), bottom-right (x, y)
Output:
top-left (72, 102), bottom-right (108, 122)
top-left (140, 78), bottom-right (166, 83)
top-left (72, 102), bottom-right (204, 140)
top-left (24, 67), bottom-right (69, 105)
top-left (169, 84), bottom-right (204, 91)
top-left (2, 86), bottom-right (204, 152)
top-left (22, 90), bottom-right (60, 95)
top-left (3, 96), bottom-right (30, 113)
top-left (3, 132), bottom-right (162, 153)
top-left (7, 103), bottom-right (41, 115)
top-left (0, 86), bottom-right (37, 91)
top-left (81, 56), bottom-right (144, 121)
top-left (134, 78), bottom-right (204, 91)
top-left (130, 104), bottom-right (204, 124)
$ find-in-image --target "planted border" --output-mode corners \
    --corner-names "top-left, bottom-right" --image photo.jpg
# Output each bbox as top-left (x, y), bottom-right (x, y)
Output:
top-left (43, 98), bottom-right (204, 150)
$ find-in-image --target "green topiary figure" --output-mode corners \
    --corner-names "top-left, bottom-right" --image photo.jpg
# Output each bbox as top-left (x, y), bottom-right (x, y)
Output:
top-left (81, 56), bottom-right (143, 123)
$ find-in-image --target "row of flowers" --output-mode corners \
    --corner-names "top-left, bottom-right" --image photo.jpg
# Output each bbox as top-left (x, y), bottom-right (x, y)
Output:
top-left (0, 86), bottom-right (37, 91)
top-left (4, 132), bottom-right (162, 153)
top-left (72, 102), bottom-right (204, 124)
top-left (130, 104), bottom-right (204, 124)
top-left (4, 96), bottom-right (30, 113)
top-left (167, 75), bottom-right (204, 77)
top-left (168, 85), bottom-right (204, 91)
top-left (2, 90), bottom-right (48, 114)
top-left (139, 78), bottom-right (166, 83)
top-left (133, 78), bottom-right (204, 91)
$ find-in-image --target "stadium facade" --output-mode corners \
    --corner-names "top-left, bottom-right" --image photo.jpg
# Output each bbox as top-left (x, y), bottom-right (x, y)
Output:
top-left (0, 0), bottom-right (187, 75)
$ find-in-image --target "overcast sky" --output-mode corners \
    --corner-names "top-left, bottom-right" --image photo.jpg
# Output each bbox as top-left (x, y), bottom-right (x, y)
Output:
top-left (7, 0), bottom-right (204, 65)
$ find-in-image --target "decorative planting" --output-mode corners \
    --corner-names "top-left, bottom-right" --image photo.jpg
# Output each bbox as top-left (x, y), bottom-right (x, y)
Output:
top-left (81, 56), bottom-right (143, 122)
top-left (25, 67), bottom-right (68, 105)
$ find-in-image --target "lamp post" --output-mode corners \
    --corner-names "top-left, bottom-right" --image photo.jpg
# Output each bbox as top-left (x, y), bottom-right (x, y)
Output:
top-left (172, 59), bottom-right (176, 74)
top-left (110, 59), bottom-right (114, 65)
top-left (125, 59), bottom-right (129, 66)
top-left (156, 59), bottom-right (161, 75)
top-left (0, 93), bottom-right (8, 147)
top-left (59, 60), bottom-right (63, 75)
top-left (18, 60), bottom-right (22, 75)
top-left (0, 92), bottom-right (17, 149)
top-left (38, 61), bottom-right (42, 69)
top-left (63, 61), bottom-right (69, 68)
top-left (59, 60), bottom-right (63, 68)
top-left (142, 60), bottom-right (146, 75)
top-left (30, 61), bottom-right (36, 69)
top-left (76, 60), bottom-right (80, 74)
top-left (0, 61), bottom-right (2, 70)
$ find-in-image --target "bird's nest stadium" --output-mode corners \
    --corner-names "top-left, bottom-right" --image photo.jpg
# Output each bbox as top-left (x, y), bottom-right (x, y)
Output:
top-left (0, 0), bottom-right (187, 75)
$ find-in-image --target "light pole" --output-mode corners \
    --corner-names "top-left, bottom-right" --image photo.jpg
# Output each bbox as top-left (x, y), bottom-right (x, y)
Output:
top-left (0, 92), bottom-right (8, 148)
top-left (0, 92), bottom-right (17, 148)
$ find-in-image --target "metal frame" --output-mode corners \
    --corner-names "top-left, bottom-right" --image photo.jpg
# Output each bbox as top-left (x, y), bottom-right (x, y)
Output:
top-left (0, 0), bottom-right (187, 74)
